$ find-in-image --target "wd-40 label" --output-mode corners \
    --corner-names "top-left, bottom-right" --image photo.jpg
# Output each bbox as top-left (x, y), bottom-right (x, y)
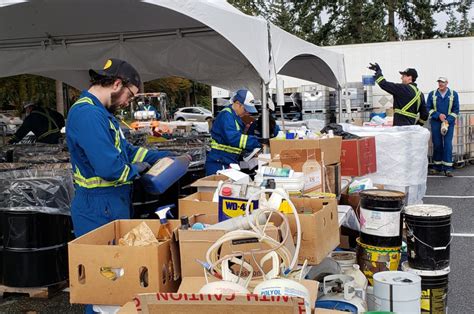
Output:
top-left (218, 196), bottom-right (259, 222)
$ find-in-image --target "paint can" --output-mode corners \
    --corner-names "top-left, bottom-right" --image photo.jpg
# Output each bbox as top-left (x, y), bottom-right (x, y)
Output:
top-left (360, 189), bottom-right (405, 247)
top-left (373, 271), bottom-right (421, 313)
top-left (402, 261), bottom-right (450, 314)
top-left (404, 205), bottom-right (452, 270)
top-left (356, 237), bottom-right (400, 286)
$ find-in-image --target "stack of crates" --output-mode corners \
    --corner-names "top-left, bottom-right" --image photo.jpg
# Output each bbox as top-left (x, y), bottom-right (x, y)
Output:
top-left (343, 82), bottom-right (365, 109)
top-left (301, 85), bottom-right (330, 111)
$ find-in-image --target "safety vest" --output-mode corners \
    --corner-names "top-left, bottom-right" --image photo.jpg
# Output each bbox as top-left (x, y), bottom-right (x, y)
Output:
top-left (430, 90), bottom-right (457, 119)
top-left (32, 109), bottom-right (59, 140)
top-left (71, 96), bottom-right (147, 189)
top-left (394, 84), bottom-right (421, 120)
top-left (210, 107), bottom-right (248, 155)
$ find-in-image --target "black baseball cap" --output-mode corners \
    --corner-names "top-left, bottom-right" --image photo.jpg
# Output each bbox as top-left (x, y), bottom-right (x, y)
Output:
top-left (89, 58), bottom-right (141, 88)
top-left (399, 68), bottom-right (418, 81)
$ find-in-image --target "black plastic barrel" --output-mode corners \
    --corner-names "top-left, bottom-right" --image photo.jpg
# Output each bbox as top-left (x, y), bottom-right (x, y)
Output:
top-left (360, 189), bottom-right (405, 247)
top-left (404, 205), bottom-right (452, 270)
top-left (0, 211), bottom-right (73, 287)
top-left (402, 261), bottom-right (449, 314)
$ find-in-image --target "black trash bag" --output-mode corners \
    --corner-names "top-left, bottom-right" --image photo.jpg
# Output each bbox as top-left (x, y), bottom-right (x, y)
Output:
top-left (320, 123), bottom-right (360, 139)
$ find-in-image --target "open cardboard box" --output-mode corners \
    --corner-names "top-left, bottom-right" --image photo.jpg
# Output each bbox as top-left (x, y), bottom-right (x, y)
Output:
top-left (68, 220), bottom-right (181, 305)
top-left (190, 174), bottom-right (228, 193)
top-left (340, 136), bottom-right (377, 177)
top-left (179, 192), bottom-right (218, 217)
top-left (270, 137), bottom-right (342, 166)
top-left (271, 197), bottom-right (339, 265)
top-left (177, 214), bottom-right (280, 278)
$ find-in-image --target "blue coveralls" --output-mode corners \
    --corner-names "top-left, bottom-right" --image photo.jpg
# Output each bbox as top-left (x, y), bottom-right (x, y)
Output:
top-left (427, 88), bottom-right (460, 172)
top-left (205, 106), bottom-right (261, 175)
top-left (66, 91), bottom-right (171, 237)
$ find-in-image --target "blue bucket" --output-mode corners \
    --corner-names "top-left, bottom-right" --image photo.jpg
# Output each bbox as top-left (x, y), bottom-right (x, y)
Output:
top-left (316, 300), bottom-right (358, 312)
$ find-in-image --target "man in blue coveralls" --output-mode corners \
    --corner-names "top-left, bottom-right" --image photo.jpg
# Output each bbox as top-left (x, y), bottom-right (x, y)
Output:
top-left (205, 89), bottom-right (265, 175)
top-left (66, 58), bottom-right (173, 236)
top-left (427, 77), bottom-right (460, 177)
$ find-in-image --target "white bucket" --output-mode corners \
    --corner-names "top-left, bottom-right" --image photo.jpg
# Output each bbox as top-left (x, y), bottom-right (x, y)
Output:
top-left (366, 285), bottom-right (376, 311)
top-left (373, 271), bottom-right (421, 313)
top-left (330, 251), bottom-right (357, 272)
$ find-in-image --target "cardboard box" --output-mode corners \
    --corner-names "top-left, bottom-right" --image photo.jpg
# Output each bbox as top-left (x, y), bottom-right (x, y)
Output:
top-left (69, 220), bottom-right (180, 305)
top-left (340, 137), bottom-right (377, 177)
top-left (270, 137), bottom-right (342, 166)
top-left (324, 163), bottom-right (341, 196)
top-left (134, 293), bottom-right (307, 314)
top-left (280, 148), bottom-right (324, 193)
top-left (190, 175), bottom-right (227, 193)
top-left (177, 277), bottom-right (318, 310)
top-left (178, 214), bottom-right (279, 278)
top-left (276, 198), bottom-right (339, 265)
top-left (179, 192), bottom-right (218, 217)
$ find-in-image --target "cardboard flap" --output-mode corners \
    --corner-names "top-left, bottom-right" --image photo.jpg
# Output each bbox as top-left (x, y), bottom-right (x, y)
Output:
top-left (135, 293), bottom-right (306, 314)
top-left (280, 148), bottom-right (322, 172)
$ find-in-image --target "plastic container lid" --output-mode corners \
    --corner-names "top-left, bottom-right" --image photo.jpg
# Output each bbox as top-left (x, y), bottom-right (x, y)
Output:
top-left (360, 189), bottom-right (405, 200)
top-left (373, 271), bottom-right (421, 285)
top-left (404, 204), bottom-right (452, 217)
top-left (401, 261), bottom-right (451, 276)
top-left (221, 187), bottom-right (232, 196)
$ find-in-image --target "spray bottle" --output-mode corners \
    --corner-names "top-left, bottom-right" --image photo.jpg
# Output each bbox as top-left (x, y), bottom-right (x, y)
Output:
top-left (155, 205), bottom-right (174, 240)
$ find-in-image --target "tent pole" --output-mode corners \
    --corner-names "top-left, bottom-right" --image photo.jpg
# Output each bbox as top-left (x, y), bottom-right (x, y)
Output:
top-left (262, 80), bottom-right (270, 153)
top-left (338, 86), bottom-right (343, 123)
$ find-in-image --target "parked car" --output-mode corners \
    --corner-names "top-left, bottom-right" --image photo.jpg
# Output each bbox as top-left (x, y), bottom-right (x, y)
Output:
top-left (174, 107), bottom-right (213, 122)
top-left (0, 113), bottom-right (22, 134)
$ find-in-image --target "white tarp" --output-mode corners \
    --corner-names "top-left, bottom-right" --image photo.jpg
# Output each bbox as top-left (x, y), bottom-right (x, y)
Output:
top-left (341, 124), bottom-right (430, 205)
top-left (0, 0), bottom-right (345, 95)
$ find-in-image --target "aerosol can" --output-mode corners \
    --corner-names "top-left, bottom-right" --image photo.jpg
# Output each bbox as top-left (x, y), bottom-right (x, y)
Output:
top-left (253, 252), bottom-right (311, 314)
top-left (199, 257), bottom-right (253, 295)
top-left (318, 274), bottom-right (367, 313)
top-left (441, 120), bottom-right (449, 136)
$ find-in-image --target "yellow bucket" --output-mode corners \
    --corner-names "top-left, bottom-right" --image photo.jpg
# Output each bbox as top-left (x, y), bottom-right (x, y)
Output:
top-left (356, 237), bottom-right (401, 286)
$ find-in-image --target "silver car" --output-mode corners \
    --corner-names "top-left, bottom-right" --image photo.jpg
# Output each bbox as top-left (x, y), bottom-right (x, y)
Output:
top-left (174, 107), bottom-right (213, 122)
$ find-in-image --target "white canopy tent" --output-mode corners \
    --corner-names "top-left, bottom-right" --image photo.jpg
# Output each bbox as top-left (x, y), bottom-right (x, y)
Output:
top-left (0, 0), bottom-right (346, 133)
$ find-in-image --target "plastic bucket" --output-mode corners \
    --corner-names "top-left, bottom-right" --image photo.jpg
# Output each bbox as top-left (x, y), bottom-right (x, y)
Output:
top-left (373, 271), bottom-right (421, 313)
top-left (402, 261), bottom-right (450, 314)
top-left (330, 251), bottom-right (357, 273)
top-left (315, 300), bottom-right (358, 312)
top-left (360, 189), bottom-right (405, 247)
top-left (356, 237), bottom-right (401, 286)
top-left (404, 205), bottom-right (452, 270)
top-left (362, 75), bottom-right (376, 86)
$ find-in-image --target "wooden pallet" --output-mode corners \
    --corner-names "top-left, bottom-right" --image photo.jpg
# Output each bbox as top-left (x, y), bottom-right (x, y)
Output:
top-left (0, 281), bottom-right (68, 299)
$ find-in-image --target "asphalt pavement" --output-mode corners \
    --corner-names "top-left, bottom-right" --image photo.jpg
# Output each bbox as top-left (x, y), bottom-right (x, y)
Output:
top-left (424, 164), bottom-right (474, 313)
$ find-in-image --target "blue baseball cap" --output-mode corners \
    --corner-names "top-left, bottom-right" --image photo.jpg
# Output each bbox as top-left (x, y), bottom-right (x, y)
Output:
top-left (232, 89), bottom-right (257, 113)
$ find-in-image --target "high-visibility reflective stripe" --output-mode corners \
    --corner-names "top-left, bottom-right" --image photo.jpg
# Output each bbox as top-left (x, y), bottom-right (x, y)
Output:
top-left (239, 134), bottom-right (248, 149)
top-left (448, 92), bottom-right (454, 116)
top-left (442, 161), bottom-right (453, 166)
top-left (394, 109), bottom-right (418, 119)
top-left (433, 94), bottom-right (437, 111)
top-left (418, 119), bottom-right (426, 125)
top-left (109, 121), bottom-right (122, 153)
top-left (222, 107), bottom-right (241, 131)
top-left (429, 109), bottom-right (435, 117)
top-left (73, 167), bottom-right (131, 188)
top-left (433, 161), bottom-right (443, 165)
top-left (241, 134), bottom-right (248, 149)
top-left (118, 165), bottom-right (130, 183)
top-left (132, 147), bottom-right (148, 163)
top-left (210, 139), bottom-right (242, 154)
top-left (375, 76), bottom-right (384, 84)
top-left (449, 113), bottom-right (457, 118)
top-left (72, 97), bottom-right (94, 108)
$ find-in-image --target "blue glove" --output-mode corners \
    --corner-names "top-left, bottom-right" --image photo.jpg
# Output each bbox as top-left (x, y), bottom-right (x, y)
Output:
top-left (134, 162), bottom-right (151, 175)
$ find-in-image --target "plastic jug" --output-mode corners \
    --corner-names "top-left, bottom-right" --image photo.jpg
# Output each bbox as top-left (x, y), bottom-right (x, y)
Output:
top-left (140, 156), bottom-right (189, 195)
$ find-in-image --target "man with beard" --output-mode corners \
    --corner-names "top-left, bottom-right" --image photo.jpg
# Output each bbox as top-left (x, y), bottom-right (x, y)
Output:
top-left (66, 59), bottom-right (172, 241)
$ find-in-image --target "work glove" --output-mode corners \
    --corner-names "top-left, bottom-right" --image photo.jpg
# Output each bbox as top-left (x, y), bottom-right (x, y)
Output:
top-left (133, 162), bottom-right (151, 175)
top-left (258, 138), bottom-right (270, 146)
top-left (368, 63), bottom-right (382, 75)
